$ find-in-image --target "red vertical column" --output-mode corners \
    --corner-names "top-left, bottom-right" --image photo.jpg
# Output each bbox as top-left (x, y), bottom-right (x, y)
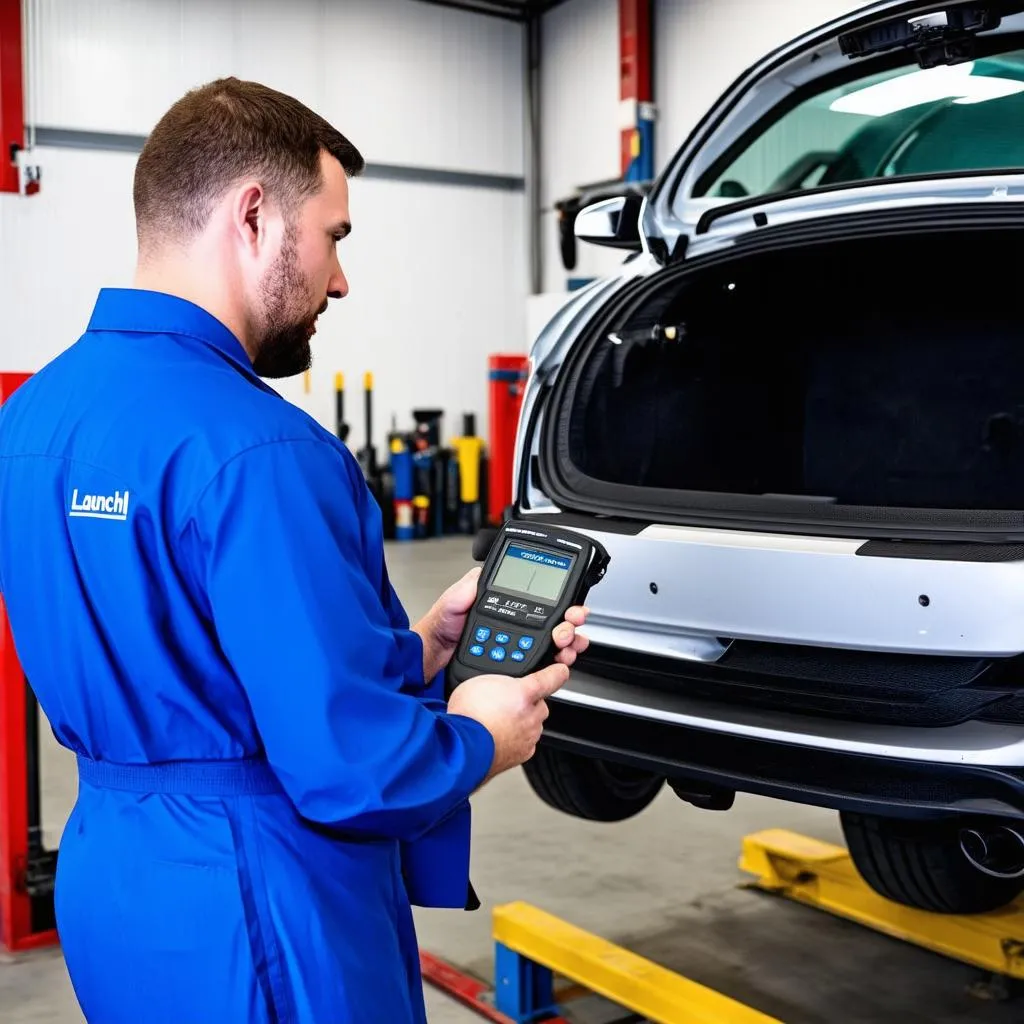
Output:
top-left (0, 591), bottom-right (31, 951)
top-left (619, 0), bottom-right (654, 182)
top-left (0, 0), bottom-right (25, 194)
top-left (0, 372), bottom-right (54, 953)
top-left (488, 355), bottom-right (530, 526)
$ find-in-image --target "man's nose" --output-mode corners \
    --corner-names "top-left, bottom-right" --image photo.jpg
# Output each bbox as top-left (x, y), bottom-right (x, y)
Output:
top-left (328, 261), bottom-right (348, 300)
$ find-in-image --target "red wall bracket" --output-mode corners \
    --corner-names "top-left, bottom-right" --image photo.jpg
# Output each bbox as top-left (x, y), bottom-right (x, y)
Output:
top-left (0, 0), bottom-right (25, 194)
top-left (0, 372), bottom-right (57, 954)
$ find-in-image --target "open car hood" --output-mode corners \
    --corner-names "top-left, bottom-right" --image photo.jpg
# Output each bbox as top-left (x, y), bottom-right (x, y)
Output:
top-left (641, 0), bottom-right (1024, 262)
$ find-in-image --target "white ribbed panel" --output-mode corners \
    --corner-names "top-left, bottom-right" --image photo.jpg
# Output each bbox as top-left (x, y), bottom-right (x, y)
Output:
top-left (26, 0), bottom-right (524, 175)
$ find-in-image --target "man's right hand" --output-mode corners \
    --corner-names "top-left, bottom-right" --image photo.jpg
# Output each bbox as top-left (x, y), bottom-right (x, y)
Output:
top-left (446, 663), bottom-right (570, 784)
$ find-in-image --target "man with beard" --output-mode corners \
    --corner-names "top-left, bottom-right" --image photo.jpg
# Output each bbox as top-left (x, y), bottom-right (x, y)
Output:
top-left (0, 78), bottom-right (589, 1023)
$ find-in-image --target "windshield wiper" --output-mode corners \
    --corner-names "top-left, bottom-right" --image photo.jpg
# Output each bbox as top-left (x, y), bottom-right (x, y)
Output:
top-left (694, 188), bottom-right (803, 235)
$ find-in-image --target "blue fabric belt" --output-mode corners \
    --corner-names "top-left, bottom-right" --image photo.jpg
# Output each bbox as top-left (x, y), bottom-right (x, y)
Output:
top-left (76, 755), bottom-right (284, 796)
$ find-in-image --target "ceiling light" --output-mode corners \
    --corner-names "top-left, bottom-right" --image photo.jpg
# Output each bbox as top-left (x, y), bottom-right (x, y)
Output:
top-left (830, 62), bottom-right (1024, 117)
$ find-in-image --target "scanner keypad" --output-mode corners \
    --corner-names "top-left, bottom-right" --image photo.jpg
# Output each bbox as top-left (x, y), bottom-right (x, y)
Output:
top-left (467, 619), bottom-right (541, 667)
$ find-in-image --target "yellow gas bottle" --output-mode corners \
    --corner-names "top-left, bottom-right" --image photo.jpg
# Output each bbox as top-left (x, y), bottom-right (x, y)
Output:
top-left (449, 413), bottom-right (486, 534)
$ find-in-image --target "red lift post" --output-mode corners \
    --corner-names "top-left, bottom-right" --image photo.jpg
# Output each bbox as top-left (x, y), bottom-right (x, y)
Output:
top-left (0, 372), bottom-right (58, 954)
top-left (619, 0), bottom-right (654, 183)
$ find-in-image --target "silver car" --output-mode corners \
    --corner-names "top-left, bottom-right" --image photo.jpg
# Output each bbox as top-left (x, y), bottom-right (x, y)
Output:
top-left (512, 0), bottom-right (1024, 915)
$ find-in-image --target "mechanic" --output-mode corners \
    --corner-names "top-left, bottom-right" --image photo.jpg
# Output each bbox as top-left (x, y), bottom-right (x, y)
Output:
top-left (0, 78), bottom-right (589, 1024)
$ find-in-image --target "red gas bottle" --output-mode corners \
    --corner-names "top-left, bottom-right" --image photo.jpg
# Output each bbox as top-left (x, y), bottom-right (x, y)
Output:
top-left (487, 354), bottom-right (529, 526)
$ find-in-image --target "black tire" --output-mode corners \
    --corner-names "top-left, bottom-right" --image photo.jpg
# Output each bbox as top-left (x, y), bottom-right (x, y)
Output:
top-left (840, 811), bottom-right (1024, 914)
top-left (522, 746), bottom-right (664, 822)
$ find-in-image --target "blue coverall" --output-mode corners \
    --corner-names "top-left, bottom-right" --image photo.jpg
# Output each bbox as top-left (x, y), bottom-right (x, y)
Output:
top-left (0, 288), bottom-right (496, 1023)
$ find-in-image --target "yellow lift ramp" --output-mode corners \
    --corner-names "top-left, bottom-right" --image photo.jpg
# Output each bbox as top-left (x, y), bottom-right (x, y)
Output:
top-left (424, 828), bottom-right (1024, 1022)
top-left (423, 899), bottom-right (783, 1023)
top-left (741, 828), bottom-right (1024, 990)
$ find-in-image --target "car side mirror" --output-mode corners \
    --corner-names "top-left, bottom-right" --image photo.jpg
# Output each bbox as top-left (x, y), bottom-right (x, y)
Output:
top-left (574, 195), bottom-right (644, 251)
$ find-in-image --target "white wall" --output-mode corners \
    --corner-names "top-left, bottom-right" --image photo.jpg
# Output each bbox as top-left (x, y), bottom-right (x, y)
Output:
top-left (538, 0), bottom-right (867, 292)
top-left (1, 0), bottom-right (527, 446)
top-left (539, 0), bottom-right (623, 293)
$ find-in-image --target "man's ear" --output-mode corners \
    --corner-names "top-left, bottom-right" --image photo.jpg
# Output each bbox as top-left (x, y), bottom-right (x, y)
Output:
top-left (233, 181), bottom-right (265, 254)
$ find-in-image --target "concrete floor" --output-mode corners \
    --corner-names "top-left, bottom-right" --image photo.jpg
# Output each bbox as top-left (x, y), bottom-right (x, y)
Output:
top-left (3, 536), bottom-right (1022, 1022)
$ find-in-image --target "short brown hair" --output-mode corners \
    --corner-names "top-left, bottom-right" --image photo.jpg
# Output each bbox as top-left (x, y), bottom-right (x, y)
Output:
top-left (133, 77), bottom-right (364, 245)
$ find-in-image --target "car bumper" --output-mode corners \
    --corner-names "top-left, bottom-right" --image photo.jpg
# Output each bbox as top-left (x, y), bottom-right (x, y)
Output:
top-left (544, 670), bottom-right (1024, 821)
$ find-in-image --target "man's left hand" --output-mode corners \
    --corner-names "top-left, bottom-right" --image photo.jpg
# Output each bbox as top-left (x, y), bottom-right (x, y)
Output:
top-left (415, 567), bottom-right (591, 682)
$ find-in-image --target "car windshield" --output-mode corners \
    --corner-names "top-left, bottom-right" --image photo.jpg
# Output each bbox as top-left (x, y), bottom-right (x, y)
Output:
top-left (693, 50), bottom-right (1024, 201)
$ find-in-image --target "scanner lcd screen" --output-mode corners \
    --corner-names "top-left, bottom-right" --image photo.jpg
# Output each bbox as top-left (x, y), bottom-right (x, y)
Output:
top-left (491, 543), bottom-right (574, 603)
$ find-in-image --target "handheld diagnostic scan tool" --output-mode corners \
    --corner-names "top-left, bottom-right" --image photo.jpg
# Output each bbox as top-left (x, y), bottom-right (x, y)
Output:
top-left (448, 521), bottom-right (610, 687)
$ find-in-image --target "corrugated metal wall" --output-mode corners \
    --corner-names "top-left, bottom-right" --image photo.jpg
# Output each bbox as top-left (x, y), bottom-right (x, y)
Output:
top-left (28, 0), bottom-right (524, 173)
top-left (2, 0), bottom-right (527, 444)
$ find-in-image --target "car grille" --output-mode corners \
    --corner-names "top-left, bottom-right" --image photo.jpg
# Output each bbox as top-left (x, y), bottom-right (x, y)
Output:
top-left (577, 641), bottom-right (1024, 727)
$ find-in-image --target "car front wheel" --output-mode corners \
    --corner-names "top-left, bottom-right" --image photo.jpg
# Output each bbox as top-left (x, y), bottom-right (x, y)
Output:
top-left (523, 746), bottom-right (665, 821)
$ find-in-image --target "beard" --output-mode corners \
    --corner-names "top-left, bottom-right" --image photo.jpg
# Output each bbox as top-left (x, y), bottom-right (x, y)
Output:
top-left (251, 224), bottom-right (326, 379)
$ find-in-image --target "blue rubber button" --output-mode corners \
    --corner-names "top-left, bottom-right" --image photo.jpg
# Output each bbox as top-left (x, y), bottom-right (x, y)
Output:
top-left (469, 644), bottom-right (485, 657)
top-left (495, 632), bottom-right (511, 645)
top-left (489, 647), bottom-right (507, 662)
top-left (474, 627), bottom-right (491, 643)
top-left (518, 636), bottom-right (534, 651)
top-left (510, 650), bottom-right (526, 663)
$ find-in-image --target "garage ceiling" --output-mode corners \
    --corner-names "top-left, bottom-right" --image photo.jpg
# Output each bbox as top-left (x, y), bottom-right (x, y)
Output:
top-left (409, 0), bottom-right (568, 21)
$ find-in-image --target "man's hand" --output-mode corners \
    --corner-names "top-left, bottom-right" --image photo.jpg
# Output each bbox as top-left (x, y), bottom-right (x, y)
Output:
top-left (447, 662), bottom-right (570, 784)
top-left (550, 606), bottom-right (591, 667)
top-left (414, 567), bottom-right (592, 681)
top-left (414, 567), bottom-right (483, 681)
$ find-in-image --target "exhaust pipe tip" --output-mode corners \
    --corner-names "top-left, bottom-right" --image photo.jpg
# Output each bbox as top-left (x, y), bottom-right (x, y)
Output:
top-left (960, 828), bottom-right (989, 864)
top-left (959, 825), bottom-right (1024, 879)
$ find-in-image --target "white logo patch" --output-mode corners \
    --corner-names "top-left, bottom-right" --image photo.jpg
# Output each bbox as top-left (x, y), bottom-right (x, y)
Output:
top-left (69, 488), bottom-right (130, 521)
